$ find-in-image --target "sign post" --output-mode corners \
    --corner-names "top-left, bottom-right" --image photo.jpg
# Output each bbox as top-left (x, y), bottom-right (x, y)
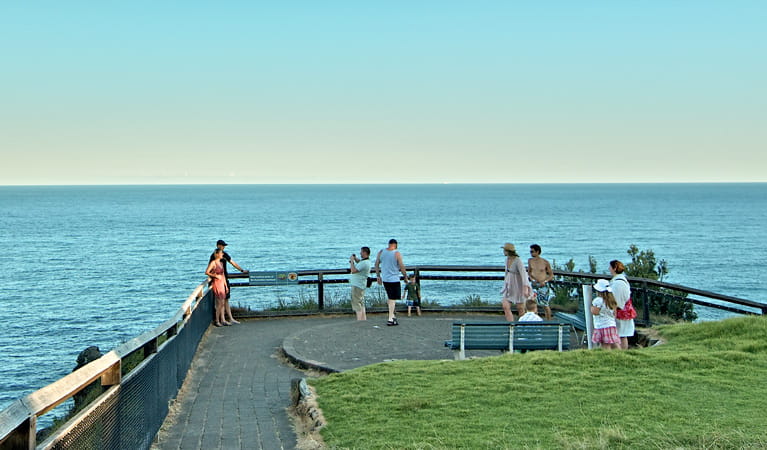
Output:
top-left (583, 284), bottom-right (594, 349)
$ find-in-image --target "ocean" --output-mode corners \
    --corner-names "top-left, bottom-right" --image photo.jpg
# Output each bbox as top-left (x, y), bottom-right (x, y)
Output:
top-left (1, 183), bottom-right (765, 413)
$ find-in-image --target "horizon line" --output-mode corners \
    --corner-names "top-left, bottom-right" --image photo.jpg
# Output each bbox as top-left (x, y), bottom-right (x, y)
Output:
top-left (2, 180), bottom-right (765, 187)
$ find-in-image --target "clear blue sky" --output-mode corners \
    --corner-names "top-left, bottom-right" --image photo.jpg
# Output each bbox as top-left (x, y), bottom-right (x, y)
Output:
top-left (1, 1), bottom-right (765, 185)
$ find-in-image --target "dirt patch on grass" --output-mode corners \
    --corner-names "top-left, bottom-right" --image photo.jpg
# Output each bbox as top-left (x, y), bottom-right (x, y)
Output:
top-left (288, 382), bottom-right (328, 450)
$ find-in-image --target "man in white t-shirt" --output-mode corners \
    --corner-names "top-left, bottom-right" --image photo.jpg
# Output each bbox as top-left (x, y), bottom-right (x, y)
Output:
top-left (349, 247), bottom-right (372, 321)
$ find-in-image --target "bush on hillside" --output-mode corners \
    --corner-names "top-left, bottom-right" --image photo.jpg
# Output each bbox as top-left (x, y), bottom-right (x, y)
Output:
top-left (624, 244), bottom-right (697, 322)
top-left (550, 245), bottom-right (697, 321)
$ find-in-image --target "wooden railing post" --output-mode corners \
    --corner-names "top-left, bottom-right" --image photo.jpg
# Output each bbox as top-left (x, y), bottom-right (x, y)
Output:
top-left (143, 338), bottom-right (158, 359)
top-left (0, 415), bottom-right (35, 450)
top-left (101, 361), bottom-right (122, 387)
top-left (317, 272), bottom-right (324, 310)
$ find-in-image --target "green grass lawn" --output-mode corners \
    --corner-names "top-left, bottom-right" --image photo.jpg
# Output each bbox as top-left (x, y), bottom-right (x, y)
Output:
top-left (309, 316), bottom-right (767, 449)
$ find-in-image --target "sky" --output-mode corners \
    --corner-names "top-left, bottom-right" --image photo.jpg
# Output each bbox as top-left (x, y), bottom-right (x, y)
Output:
top-left (1, 1), bottom-right (765, 185)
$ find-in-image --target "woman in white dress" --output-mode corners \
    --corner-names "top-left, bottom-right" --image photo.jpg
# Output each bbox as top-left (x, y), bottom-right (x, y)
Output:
top-left (609, 260), bottom-right (635, 350)
top-left (500, 243), bottom-right (532, 321)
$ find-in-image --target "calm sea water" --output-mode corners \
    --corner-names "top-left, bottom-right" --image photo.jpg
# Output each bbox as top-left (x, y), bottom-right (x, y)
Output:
top-left (1, 183), bottom-right (765, 413)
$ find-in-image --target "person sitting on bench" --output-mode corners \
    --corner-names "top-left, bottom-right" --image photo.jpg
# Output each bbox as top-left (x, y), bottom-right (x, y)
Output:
top-left (518, 299), bottom-right (543, 322)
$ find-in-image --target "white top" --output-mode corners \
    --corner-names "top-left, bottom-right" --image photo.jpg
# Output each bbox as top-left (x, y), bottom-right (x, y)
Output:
top-left (349, 259), bottom-right (371, 289)
top-left (379, 249), bottom-right (401, 282)
top-left (610, 274), bottom-right (631, 309)
top-left (592, 297), bottom-right (617, 329)
top-left (518, 312), bottom-right (543, 322)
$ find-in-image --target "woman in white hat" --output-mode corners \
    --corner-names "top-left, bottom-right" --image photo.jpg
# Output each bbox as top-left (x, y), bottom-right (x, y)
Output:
top-left (500, 243), bottom-right (532, 321)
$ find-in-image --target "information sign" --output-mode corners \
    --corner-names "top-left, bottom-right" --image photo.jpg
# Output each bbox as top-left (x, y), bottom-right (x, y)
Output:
top-left (249, 271), bottom-right (299, 286)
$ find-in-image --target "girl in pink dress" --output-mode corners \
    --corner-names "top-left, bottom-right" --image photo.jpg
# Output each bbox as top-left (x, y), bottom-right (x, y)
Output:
top-left (206, 249), bottom-right (230, 326)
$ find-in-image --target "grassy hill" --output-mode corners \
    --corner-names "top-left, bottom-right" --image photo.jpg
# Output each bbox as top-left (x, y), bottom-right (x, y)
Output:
top-left (309, 316), bottom-right (767, 449)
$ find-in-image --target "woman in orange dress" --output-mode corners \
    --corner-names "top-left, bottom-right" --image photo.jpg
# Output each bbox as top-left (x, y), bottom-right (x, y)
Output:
top-left (206, 249), bottom-right (230, 326)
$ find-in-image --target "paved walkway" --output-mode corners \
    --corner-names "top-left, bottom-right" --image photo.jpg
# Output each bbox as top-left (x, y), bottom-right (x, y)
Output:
top-left (152, 312), bottom-right (521, 449)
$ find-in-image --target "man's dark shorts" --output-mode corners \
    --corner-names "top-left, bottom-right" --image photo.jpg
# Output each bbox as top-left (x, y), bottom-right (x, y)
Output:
top-left (383, 281), bottom-right (402, 300)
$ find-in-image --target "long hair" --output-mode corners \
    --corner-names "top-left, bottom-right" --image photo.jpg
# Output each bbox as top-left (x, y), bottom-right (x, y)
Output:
top-left (600, 290), bottom-right (618, 310)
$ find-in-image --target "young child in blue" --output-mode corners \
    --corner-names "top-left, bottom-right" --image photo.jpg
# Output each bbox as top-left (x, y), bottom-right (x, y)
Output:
top-left (403, 273), bottom-right (422, 316)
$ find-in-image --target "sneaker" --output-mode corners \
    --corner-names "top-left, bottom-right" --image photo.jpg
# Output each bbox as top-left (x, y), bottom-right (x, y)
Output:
top-left (387, 318), bottom-right (399, 326)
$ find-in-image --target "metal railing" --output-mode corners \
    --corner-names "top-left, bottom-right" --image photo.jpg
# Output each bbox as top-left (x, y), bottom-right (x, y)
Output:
top-left (229, 265), bottom-right (766, 319)
top-left (0, 281), bottom-right (212, 450)
top-left (1, 266), bottom-right (763, 449)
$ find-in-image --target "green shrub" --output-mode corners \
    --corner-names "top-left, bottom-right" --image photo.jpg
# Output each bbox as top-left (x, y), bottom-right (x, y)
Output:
top-left (624, 245), bottom-right (697, 322)
top-left (458, 294), bottom-right (492, 307)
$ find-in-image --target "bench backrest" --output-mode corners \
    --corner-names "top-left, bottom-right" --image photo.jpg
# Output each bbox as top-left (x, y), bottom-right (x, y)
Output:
top-left (449, 321), bottom-right (570, 352)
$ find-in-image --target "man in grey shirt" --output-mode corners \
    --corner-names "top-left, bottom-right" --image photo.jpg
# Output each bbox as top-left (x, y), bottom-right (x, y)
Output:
top-left (375, 239), bottom-right (409, 326)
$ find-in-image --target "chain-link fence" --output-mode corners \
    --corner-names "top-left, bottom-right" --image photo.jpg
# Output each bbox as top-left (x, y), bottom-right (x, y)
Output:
top-left (42, 291), bottom-right (213, 450)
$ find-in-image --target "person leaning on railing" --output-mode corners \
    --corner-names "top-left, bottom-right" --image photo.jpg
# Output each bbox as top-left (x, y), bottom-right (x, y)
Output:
top-left (209, 239), bottom-right (247, 325)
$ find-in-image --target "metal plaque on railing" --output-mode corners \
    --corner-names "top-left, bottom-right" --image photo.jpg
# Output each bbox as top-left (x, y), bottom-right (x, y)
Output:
top-left (249, 271), bottom-right (299, 286)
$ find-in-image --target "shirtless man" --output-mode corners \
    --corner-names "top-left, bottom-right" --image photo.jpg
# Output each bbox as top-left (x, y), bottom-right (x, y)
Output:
top-left (528, 244), bottom-right (554, 320)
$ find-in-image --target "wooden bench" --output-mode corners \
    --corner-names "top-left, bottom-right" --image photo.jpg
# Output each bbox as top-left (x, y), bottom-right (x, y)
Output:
top-left (444, 321), bottom-right (570, 360)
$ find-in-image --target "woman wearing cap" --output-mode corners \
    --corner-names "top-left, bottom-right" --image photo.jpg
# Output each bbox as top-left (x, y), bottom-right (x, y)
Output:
top-left (609, 260), bottom-right (635, 349)
top-left (590, 279), bottom-right (620, 350)
top-left (500, 243), bottom-right (532, 321)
